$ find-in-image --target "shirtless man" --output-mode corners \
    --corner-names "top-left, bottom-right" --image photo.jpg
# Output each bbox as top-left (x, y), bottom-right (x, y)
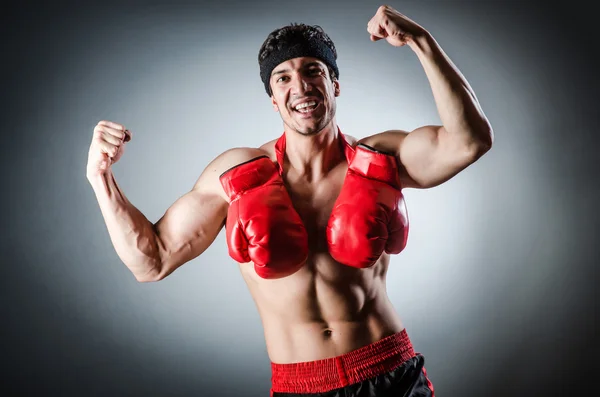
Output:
top-left (86, 5), bottom-right (493, 396)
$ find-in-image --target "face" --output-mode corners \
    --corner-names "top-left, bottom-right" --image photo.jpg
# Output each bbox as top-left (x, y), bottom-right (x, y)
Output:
top-left (269, 57), bottom-right (340, 136)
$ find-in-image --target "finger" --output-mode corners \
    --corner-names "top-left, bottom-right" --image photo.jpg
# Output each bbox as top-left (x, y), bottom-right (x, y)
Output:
top-left (95, 129), bottom-right (122, 146)
top-left (367, 18), bottom-right (376, 31)
top-left (98, 120), bottom-right (125, 131)
top-left (367, 27), bottom-right (384, 39)
top-left (375, 23), bottom-right (388, 38)
top-left (367, 17), bottom-right (380, 34)
top-left (95, 124), bottom-right (128, 143)
top-left (101, 141), bottom-right (121, 159)
top-left (368, 27), bottom-right (387, 41)
top-left (368, 22), bottom-right (388, 39)
top-left (106, 127), bottom-right (132, 143)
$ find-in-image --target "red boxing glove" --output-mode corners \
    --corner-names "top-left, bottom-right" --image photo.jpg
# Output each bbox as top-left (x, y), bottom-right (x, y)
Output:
top-left (219, 156), bottom-right (308, 279)
top-left (327, 144), bottom-right (409, 268)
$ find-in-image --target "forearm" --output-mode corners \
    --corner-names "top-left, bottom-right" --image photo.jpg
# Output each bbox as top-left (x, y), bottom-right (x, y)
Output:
top-left (88, 172), bottom-right (162, 282)
top-left (408, 31), bottom-right (493, 149)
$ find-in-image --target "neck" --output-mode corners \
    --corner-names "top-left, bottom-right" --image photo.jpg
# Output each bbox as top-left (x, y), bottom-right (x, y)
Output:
top-left (283, 121), bottom-right (343, 181)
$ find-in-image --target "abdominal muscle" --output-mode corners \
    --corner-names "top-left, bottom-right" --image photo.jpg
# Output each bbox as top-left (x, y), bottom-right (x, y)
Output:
top-left (241, 252), bottom-right (405, 364)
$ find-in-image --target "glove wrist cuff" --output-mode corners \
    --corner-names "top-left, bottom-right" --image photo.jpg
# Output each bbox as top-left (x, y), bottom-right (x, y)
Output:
top-left (219, 156), bottom-right (278, 199)
top-left (350, 144), bottom-right (401, 189)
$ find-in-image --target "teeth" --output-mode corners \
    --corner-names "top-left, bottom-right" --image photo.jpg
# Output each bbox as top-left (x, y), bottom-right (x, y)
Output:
top-left (295, 101), bottom-right (317, 110)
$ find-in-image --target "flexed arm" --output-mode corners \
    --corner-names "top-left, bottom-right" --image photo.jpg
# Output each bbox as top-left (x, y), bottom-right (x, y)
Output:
top-left (361, 5), bottom-right (494, 189)
top-left (86, 120), bottom-right (265, 282)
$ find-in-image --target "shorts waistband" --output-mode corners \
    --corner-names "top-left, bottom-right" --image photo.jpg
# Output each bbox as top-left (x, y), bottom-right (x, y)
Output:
top-left (270, 329), bottom-right (416, 394)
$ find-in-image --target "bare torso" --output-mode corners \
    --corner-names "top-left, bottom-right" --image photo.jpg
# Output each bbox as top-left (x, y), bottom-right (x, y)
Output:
top-left (238, 136), bottom-right (405, 364)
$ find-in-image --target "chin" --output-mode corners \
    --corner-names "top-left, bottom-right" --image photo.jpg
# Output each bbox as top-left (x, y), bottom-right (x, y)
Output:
top-left (298, 118), bottom-right (334, 136)
top-left (297, 128), bottom-right (322, 136)
top-left (296, 124), bottom-right (328, 136)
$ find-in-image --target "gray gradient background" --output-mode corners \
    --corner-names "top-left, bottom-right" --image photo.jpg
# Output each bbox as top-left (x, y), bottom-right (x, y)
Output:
top-left (2, 0), bottom-right (598, 396)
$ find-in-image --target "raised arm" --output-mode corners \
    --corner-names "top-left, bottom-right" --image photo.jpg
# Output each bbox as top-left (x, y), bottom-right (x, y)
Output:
top-left (86, 120), bottom-right (267, 282)
top-left (360, 6), bottom-right (494, 189)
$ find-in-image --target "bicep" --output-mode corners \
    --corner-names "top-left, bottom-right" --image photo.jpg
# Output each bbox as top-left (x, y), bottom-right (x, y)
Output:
top-left (153, 187), bottom-right (228, 279)
top-left (151, 154), bottom-right (230, 279)
top-left (151, 146), bottom-right (270, 279)
top-left (363, 126), bottom-right (479, 190)
top-left (400, 125), bottom-right (479, 189)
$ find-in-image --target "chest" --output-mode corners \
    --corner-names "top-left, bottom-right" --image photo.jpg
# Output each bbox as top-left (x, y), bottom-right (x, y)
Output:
top-left (283, 164), bottom-right (347, 251)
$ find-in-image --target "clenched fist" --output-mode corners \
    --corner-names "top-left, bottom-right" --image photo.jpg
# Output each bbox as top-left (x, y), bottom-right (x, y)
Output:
top-left (86, 120), bottom-right (132, 179)
top-left (367, 5), bottom-right (427, 47)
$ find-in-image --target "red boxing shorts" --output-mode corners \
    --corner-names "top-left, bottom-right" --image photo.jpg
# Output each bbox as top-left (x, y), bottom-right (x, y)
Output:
top-left (270, 330), bottom-right (434, 397)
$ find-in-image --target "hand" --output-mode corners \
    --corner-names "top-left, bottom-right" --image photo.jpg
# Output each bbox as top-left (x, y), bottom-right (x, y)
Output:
top-left (86, 120), bottom-right (131, 179)
top-left (367, 5), bottom-right (427, 47)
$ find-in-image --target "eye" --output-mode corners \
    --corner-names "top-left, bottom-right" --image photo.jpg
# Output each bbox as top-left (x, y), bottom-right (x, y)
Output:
top-left (276, 76), bottom-right (289, 83)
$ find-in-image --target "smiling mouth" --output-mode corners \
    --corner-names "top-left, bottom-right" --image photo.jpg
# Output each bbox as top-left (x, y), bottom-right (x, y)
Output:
top-left (292, 101), bottom-right (320, 114)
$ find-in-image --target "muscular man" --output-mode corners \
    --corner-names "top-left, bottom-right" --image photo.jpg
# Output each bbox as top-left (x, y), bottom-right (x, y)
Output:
top-left (86, 6), bottom-right (493, 396)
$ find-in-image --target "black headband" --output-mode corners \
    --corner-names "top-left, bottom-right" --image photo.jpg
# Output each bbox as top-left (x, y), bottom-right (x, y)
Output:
top-left (259, 38), bottom-right (339, 95)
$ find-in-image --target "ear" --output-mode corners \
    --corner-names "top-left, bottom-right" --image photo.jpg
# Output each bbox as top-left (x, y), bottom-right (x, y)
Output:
top-left (333, 79), bottom-right (340, 97)
top-left (271, 95), bottom-right (279, 112)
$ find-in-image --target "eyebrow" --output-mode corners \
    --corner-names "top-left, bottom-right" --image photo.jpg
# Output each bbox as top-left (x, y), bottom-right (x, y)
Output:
top-left (271, 68), bottom-right (290, 77)
top-left (271, 62), bottom-right (324, 77)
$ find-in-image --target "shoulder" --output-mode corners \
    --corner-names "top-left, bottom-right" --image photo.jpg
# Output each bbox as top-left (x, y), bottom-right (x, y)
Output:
top-left (216, 146), bottom-right (272, 171)
top-left (355, 130), bottom-right (410, 154)
top-left (342, 133), bottom-right (360, 149)
top-left (191, 146), bottom-right (272, 199)
top-left (207, 135), bottom-right (285, 177)
top-left (258, 138), bottom-right (278, 161)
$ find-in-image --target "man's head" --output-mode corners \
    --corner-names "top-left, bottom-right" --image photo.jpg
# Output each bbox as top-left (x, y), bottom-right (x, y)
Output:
top-left (258, 24), bottom-right (339, 95)
top-left (258, 23), bottom-right (340, 136)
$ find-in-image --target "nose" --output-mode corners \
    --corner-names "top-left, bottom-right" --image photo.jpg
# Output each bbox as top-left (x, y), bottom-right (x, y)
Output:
top-left (290, 74), bottom-right (310, 95)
